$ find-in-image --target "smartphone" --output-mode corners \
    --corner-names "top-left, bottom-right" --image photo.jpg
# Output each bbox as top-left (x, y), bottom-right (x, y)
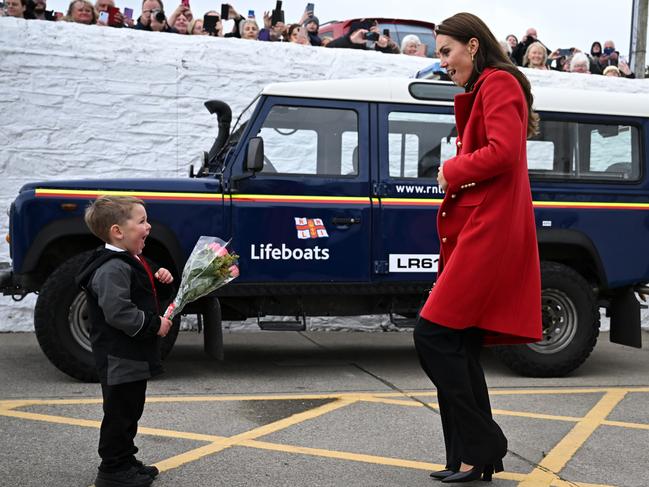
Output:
top-left (123, 7), bottom-right (133, 20)
top-left (305, 2), bottom-right (314, 13)
top-left (181, 0), bottom-right (189, 7)
top-left (203, 13), bottom-right (217, 33)
top-left (247, 9), bottom-right (254, 18)
top-left (220, 3), bottom-right (229, 20)
top-left (271, 8), bottom-right (284, 25)
top-left (98, 10), bottom-right (109, 23)
top-left (275, 1), bottom-right (282, 9)
top-left (558, 48), bottom-right (572, 57)
top-left (107, 6), bottom-right (120, 25)
top-left (382, 28), bottom-right (390, 38)
top-left (364, 31), bottom-right (379, 42)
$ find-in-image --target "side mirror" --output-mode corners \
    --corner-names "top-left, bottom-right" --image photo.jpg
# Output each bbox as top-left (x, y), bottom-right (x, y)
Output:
top-left (245, 137), bottom-right (264, 173)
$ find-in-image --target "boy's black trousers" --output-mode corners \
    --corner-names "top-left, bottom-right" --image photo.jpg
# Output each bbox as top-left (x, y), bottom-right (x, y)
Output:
top-left (98, 379), bottom-right (147, 473)
top-left (413, 318), bottom-right (507, 469)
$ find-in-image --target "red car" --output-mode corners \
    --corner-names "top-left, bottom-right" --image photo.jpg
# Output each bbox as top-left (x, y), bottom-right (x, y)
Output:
top-left (319, 18), bottom-right (437, 57)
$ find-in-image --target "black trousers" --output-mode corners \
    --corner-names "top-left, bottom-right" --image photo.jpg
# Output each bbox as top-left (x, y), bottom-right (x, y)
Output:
top-left (413, 318), bottom-right (507, 469)
top-left (98, 379), bottom-right (147, 472)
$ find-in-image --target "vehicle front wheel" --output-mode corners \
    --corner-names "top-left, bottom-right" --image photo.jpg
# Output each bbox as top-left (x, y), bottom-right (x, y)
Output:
top-left (492, 261), bottom-right (599, 377)
top-left (34, 252), bottom-right (180, 382)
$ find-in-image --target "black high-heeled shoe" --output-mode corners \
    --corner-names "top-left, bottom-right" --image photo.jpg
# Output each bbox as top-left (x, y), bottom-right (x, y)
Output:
top-left (429, 469), bottom-right (455, 480)
top-left (441, 460), bottom-right (503, 483)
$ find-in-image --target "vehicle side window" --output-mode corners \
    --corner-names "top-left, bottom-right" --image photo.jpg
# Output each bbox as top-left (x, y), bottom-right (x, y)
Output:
top-left (528, 119), bottom-right (640, 181)
top-left (257, 105), bottom-right (359, 177)
top-left (388, 112), bottom-right (456, 179)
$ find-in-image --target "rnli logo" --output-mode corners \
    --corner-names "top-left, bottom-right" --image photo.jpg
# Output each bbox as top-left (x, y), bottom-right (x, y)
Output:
top-left (295, 218), bottom-right (329, 239)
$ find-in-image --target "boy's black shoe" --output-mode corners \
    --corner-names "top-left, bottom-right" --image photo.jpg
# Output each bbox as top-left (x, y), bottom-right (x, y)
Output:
top-left (95, 466), bottom-right (153, 487)
top-left (131, 458), bottom-right (159, 478)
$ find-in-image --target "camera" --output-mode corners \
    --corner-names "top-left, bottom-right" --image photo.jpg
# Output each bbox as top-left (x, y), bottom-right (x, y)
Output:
top-left (153, 9), bottom-right (165, 23)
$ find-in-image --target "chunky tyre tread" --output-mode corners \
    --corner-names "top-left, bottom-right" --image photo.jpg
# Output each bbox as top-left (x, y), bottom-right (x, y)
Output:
top-left (34, 252), bottom-right (98, 382)
top-left (493, 261), bottom-right (599, 378)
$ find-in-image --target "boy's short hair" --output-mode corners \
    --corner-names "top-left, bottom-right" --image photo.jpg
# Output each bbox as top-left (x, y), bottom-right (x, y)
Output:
top-left (84, 195), bottom-right (145, 243)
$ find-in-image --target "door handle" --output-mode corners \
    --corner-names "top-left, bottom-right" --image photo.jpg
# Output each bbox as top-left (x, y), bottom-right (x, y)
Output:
top-left (332, 217), bottom-right (361, 226)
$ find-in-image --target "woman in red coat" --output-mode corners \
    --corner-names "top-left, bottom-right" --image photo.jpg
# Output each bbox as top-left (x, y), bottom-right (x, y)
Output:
top-left (413, 13), bottom-right (542, 484)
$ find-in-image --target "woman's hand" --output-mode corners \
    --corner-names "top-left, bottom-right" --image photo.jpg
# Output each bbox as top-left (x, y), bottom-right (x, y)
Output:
top-left (437, 166), bottom-right (448, 192)
top-left (350, 29), bottom-right (367, 45)
top-left (618, 59), bottom-right (632, 75)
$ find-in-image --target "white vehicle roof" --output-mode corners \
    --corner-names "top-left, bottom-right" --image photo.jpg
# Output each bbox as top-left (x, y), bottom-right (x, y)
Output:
top-left (261, 78), bottom-right (649, 118)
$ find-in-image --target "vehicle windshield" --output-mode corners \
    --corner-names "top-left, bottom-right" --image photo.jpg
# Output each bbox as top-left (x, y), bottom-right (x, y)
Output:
top-left (227, 92), bottom-right (261, 147)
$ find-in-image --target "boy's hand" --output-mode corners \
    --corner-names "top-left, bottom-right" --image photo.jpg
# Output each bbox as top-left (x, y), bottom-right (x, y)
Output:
top-left (157, 317), bottom-right (172, 337)
top-left (154, 268), bottom-right (174, 284)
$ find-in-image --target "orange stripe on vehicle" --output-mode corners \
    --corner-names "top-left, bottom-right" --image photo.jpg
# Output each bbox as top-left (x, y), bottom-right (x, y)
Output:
top-left (380, 198), bottom-right (443, 207)
top-left (231, 194), bottom-right (370, 205)
top-left (34, 189), bottom-right (222, 201)
top-left (34, 189), bottom-right (649, 210)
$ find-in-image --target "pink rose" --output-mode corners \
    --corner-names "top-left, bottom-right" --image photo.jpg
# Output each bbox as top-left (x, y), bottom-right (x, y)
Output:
top-left (164, 302), bottom-right (175, 319)
top-left (228, 265), bottom-right (240, 278)
top-left (208, 242), bottom-right (229, 257)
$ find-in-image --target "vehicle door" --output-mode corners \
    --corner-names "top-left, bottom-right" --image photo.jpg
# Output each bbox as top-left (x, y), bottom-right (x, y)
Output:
top-left (228, 97), bottom-right (372, 283)
top-left (527, 113), bottom-right (647, 285)
top-left (374, 103), bottom-right (457, 282)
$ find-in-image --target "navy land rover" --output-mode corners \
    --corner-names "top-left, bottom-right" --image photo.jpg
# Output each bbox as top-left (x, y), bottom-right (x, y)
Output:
top-left (1, 78), bottom-right (647, 381)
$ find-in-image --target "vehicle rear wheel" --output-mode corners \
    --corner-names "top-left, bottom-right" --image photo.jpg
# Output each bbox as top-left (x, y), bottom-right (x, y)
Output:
top-left (492, 261), bottom-right (599, 377)
top-left (34, 252), bottom-right (180, 382)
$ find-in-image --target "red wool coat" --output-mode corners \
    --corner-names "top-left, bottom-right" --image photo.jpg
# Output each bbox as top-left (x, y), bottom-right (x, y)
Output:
top-left (419, 68), bottom-right (542, 345)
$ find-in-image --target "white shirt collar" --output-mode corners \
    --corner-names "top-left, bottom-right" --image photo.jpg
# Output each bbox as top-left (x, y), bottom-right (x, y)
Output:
top-left (105, 243), bottom-right (126, 252)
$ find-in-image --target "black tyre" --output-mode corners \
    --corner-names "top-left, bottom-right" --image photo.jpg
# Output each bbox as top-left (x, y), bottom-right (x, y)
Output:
top-left (492, 261), bottom-right (599, 377)
top-left (34, 252), bottom-right (180, 382)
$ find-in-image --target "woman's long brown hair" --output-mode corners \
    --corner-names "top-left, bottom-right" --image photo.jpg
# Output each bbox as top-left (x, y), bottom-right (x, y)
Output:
top-left (436, 12), bottom-right (539, 137)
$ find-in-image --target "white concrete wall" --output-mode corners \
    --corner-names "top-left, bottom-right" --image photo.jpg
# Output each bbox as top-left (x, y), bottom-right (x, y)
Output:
top-left (0, 17), bottom-right (647, 331)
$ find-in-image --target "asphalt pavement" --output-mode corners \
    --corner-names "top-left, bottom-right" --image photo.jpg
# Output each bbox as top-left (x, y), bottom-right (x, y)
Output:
top-left (1, 329), bottom-right (648, 487)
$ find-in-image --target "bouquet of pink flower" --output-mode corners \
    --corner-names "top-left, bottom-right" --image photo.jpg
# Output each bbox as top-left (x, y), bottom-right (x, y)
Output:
top-left (164, 236), bottom-right (239, 320)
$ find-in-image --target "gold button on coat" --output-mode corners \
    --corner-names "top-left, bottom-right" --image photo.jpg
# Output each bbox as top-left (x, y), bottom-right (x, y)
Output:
top-left (441, 212), bottom-right (447, 217)
top-left (441, 237), bottom-right (447, 243)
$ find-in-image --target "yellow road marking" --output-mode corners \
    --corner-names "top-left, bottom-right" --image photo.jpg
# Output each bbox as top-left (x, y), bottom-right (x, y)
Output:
top-left (361, 396), bottom-right (583, 423)
top-left (517, 390), bottom-right (627, 486)
top-left (152, 398), bottom-right (356, 472)
top-left (2, 388), bottom-right (646, 487)
top-left (602, 419), bottom-right (649, 430)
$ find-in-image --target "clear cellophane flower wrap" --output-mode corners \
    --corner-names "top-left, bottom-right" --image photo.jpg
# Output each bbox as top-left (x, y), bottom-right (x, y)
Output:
top-left (164, 236), bottom-right (240, 320)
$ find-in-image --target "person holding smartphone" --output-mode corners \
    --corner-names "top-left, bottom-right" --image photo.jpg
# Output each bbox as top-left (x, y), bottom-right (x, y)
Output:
top-left (166, 1), bottom-right (192, 32)
top-left (95, 0), bottom-right (129, 28)
top-left (296, 3), bottom-right (320, 46)
top-left (325, 18), bottom-right (398, 54)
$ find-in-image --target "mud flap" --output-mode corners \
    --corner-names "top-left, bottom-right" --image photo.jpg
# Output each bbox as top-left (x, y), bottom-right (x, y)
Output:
top-left (609, 287), bottom-right (642, 348)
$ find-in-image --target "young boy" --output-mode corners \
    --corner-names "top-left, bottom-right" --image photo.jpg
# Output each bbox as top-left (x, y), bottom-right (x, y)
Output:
top-left (77, 196), bottom-right (174, 487)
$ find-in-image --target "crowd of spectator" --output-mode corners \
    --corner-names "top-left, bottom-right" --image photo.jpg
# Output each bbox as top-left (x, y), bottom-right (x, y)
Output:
top-left (504, 27), bottom-right (636, 78)
top-left (0, 0), bottom-right (641, 77)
